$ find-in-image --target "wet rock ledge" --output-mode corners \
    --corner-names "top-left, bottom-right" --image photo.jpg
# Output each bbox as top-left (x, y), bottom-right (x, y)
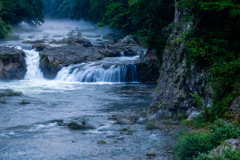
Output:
top-left (0, 47), bottom-right (27, 80)
top-left (38, 37), bottom-right (160, 82)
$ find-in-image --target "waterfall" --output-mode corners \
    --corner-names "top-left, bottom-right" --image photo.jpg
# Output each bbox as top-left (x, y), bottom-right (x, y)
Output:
top-left (55, 62), bottom-right (138, 83)
top-left (24, 49), bottom-right (44, 80)
top-left (120, 52), bottom-right (125, 57)
top-left (22, 48), bottom-right (138, 83)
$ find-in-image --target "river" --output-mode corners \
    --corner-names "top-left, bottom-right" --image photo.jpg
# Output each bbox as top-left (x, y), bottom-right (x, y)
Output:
top-left (0, 20), bottom-right (174, 160)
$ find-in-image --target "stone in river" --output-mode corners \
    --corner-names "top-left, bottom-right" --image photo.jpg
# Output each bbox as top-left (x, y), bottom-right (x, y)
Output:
top-left (146, 152), bottom-right (156, 156)
top-left (97, 140), bottom-right (106, 144)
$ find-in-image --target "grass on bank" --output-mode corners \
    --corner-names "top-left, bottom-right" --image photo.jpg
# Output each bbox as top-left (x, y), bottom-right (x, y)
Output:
top-left (0, 89), bottom-right (22, 97)
top-left (174, 119), bottom-right (240, 160)
top-left (144, 120), bottom-right (159, 130)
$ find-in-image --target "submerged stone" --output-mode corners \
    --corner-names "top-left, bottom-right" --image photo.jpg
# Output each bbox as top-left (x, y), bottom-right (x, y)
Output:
top-left (68, 122), bottom-right (93, 130)
top-left (146, 152), bottom-right (156, 156)
top-left (97, 140), bottom-right (106, 144)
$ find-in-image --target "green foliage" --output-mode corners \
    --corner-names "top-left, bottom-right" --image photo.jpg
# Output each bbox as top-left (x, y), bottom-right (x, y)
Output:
top-left (175, 132), bottom-right (215, 160)
top-left (190, 93), bottom-right (203, 107)
top-left (0, 0), bottom-right (44, 38)
top-left (100, 0), bottom-right (131, 31)
top-left (68, 121), bottom-right (81, 130)
top-left (175, 119), bottom-right (240, 160)
top-left (0, 89), bottom-right (22, 97)
top-left (145, 120), bottom-right (158, 130)
top-left (70, 0), bottom-right (91, 21)
top-left (69, 0), bottom-right (175, 59)
top-left (180, 120), bottom-right (192, 126)
top-left (1, 0), bottom-right (44, 26)
top-left (192, 108), bottom-right (211, 128)
top-left (173, 38), bottom-right (184, 43)
top-left (178, 0), bottom-right (240, 122)
top-left (43, 0), bottom-right (75, 18)
top-left (194, 148), bottom-right (240, 160)
top-left (173, 112), bottom-right (187, 120)
top-left (161, 120), bottom-right (169, 124)
top-left (129, 0), bottom-right (175, 58)
top-left (88, 0), bottom-right (107, 23)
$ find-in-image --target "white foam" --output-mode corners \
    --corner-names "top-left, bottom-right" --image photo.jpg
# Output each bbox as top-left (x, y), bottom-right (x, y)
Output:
top-left (24, 49), bottom-right (44, 80)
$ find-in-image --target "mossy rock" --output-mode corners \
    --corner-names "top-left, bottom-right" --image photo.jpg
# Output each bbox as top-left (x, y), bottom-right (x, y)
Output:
top-left (146, 152), bottom-right (156, 156)
top-left (97, 140), bottom-right (106, 144)
top-left (68, 122), bottom-right (93, 130)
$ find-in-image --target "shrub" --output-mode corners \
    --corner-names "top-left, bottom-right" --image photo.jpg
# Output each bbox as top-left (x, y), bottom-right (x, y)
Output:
top-left (173, 112), bottom-right (187, 120)
top-left (194, 148), bottom-right (240, 160)
top-left (5, 89), bottom-right (22, 96)
top-left (175, 119), bottom-right (240, 160)
top-left (145, 121), bottom-right (158, 130)
top-left (194, 153), bottom-right (225, 160)
top-left (180, 119), bottom-right (192, 126)
top-left (68, 121), bottom-right (81, 130)
top-left (208, 119), bottom-right (240, 143)
top-left (173, 129), bottom-right (186, 140)
top-left (0, 89), bottom-right (22, 97)
top-left (175, 132), bottom-right (215, 160)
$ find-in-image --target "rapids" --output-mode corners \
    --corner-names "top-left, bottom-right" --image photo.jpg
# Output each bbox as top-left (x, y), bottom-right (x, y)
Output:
top-left (0, 20), bottom-right (175, 160)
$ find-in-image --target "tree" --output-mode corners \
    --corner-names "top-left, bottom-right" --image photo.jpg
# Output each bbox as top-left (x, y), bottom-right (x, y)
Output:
top-left (0, 0), bottom-right (44, 26)
top-left (129, 0), bottom-right (174, 56)
top-left (70, 0), bottom-right (91, 21)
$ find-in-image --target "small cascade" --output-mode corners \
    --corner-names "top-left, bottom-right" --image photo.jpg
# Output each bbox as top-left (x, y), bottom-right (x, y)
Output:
top-left (55, 62), bottom-right (138, 83)
top-left (24, 49), bottom-right (44, 80)
top-left (120, 52), bottom-right (125, 57)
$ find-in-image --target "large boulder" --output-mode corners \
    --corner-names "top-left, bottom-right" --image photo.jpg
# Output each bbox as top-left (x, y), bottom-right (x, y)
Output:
top-left (49, 37), bottom-right (93, 47)
top-left (105, 36), bottom-right (146, 56)
top-left (39, 36), bottom-right (159, 82)
top-left (0, 47), bottom-right (27, 80)
top-left (39, 46), bottom-right (105, 79)
top-left (32, 44), bottom-right (49, 51)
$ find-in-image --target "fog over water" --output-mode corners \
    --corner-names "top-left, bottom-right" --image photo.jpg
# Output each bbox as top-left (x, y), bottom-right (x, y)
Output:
top-left (0, 19), bottom-right (113, 47)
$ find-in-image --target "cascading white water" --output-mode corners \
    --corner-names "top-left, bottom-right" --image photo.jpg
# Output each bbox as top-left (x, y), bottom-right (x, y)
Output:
top-left (24, 49), bottom-right (44, 80)
top-left (120, 52), bottom-right (125, 57)
top-left (55, 62), bottom-right (138, 83)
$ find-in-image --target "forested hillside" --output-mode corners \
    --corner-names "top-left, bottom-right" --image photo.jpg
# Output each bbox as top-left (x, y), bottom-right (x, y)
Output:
top-left (0, 0), bottom-right (44, 38)
top-left (43, 0), bottom-right (175, 58)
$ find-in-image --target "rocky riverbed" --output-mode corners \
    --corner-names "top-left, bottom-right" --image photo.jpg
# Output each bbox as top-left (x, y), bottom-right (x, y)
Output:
top-left (0, 20), bottom-right (175, 160)
top-left (0, 83), bottom-right (175, 160)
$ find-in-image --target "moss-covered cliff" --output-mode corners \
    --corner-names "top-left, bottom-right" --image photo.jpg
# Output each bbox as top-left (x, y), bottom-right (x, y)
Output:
top-left (150, 1), bottom-right (212, 119)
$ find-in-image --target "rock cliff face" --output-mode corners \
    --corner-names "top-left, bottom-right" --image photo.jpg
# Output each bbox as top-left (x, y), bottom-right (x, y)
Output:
top-left (150, 1), bottom-right (212, 118)
top-left (0, 47), bottom-right (27, 80)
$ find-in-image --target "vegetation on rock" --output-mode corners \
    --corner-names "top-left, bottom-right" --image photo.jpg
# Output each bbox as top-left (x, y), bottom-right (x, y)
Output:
top-left (178, 0), bottom-right (240, 126)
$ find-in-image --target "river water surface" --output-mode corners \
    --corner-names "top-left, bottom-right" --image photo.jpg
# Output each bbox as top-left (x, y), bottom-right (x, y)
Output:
top-left (0, 20), bottom-right (174, 160)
